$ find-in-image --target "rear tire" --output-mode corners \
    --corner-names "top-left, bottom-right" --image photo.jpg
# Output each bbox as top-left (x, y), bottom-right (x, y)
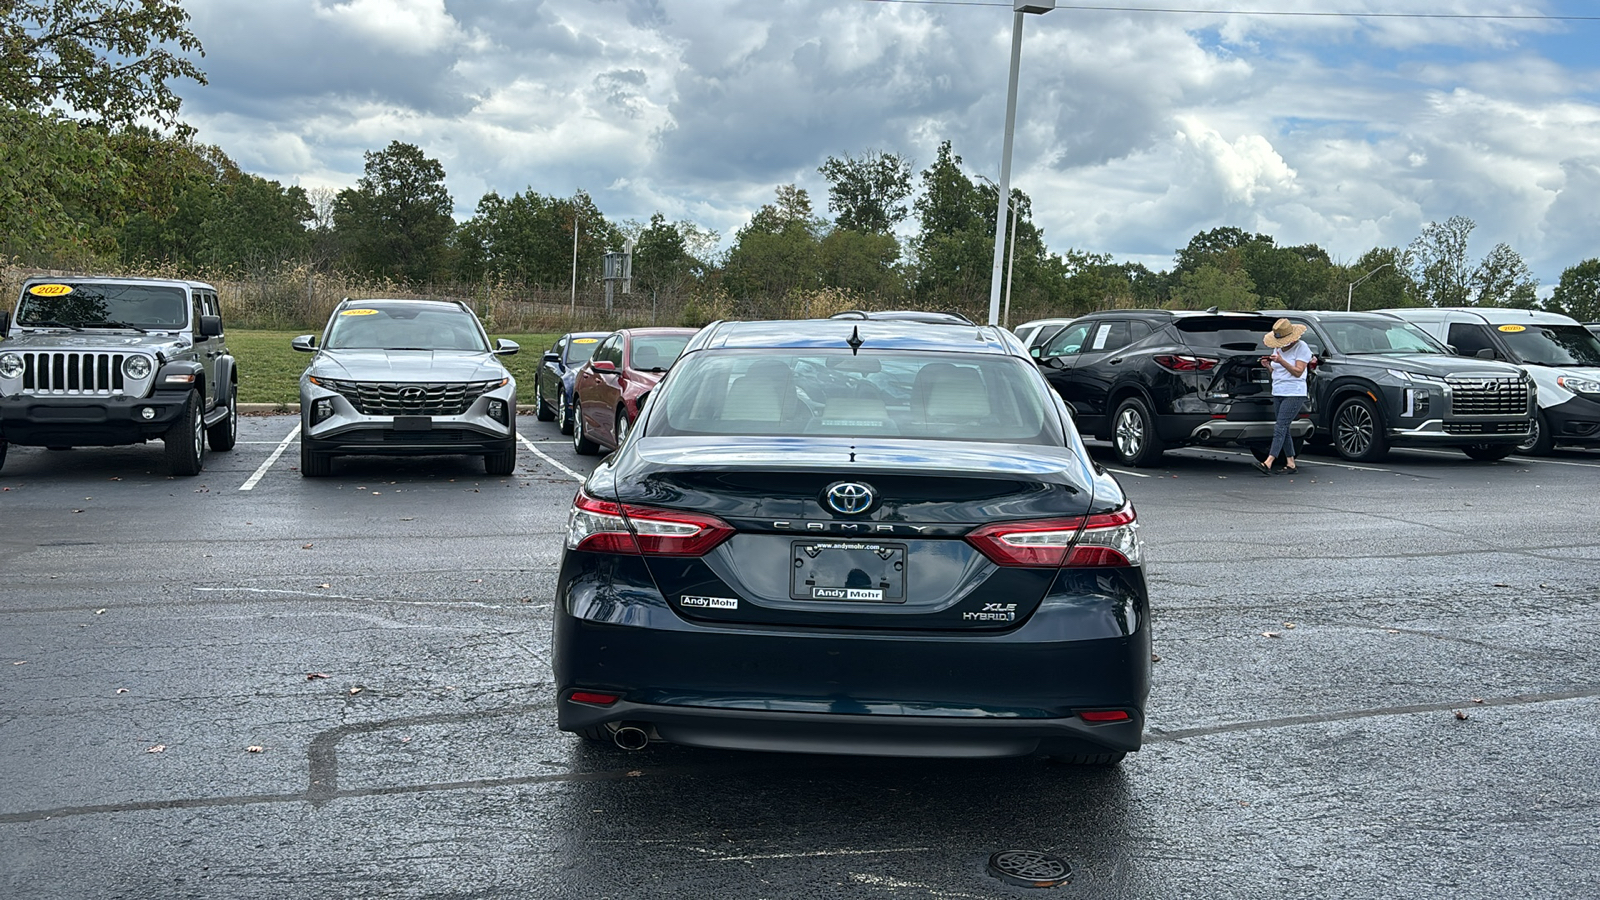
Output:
top-left (299, 436), bottom-right (331, 477)
top-left (1111, 397), bottom-right (1164, 467)
top-left (164, 390), bottom-right (206, 476)
top-left (558, 392), bottom-right (575, 435)
top-left (534, 380), bottom-right (556, 421)
top-left (1332, 396), bottom-right (1388, 462)
top-left (206, 387), bottom-right (238, 451)
top-left (1462, 443), bottom-right (1515, 461)
top-left (0, 441), bottom-right (7, 473)
top-left (1516, 410), bottom-right (1553, 456)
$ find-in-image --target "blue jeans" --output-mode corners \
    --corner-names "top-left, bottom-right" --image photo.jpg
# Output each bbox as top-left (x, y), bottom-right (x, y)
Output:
top-left (1270, 395), bottom-right (1307, 458)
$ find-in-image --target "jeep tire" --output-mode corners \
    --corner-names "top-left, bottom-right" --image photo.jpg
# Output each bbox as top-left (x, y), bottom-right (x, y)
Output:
top-left (164, 389), bottom-right (207, 476)
top-left (207, 384), bottom-right (238, 451)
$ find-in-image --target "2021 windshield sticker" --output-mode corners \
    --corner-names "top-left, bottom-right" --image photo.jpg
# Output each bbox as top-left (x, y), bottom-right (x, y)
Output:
top-left (28, 284), bottom-right (73, 297)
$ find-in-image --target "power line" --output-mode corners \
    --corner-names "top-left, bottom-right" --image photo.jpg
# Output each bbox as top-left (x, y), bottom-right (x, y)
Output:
top-left (862, 0), bottom-right (1600, 21)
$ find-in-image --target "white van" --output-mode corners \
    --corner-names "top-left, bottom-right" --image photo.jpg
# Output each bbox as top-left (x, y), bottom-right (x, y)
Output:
top-left (1381, 307), bottom-right (1600, 454)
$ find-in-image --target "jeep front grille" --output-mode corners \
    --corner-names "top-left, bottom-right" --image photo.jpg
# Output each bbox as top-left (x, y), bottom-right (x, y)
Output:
top-left (1447, 376), bottom-right (1529, 416)
top-left (317, 379), bottom-right (503, 416)
top-left (20, 351), bottom-right (129, 395)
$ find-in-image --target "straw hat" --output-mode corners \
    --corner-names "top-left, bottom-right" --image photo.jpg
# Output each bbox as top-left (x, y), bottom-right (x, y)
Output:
top-left (1263, 318), bottom-right (1308, 349)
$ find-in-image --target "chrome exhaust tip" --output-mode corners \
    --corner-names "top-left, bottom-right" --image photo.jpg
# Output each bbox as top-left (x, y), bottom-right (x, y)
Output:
top-left (613, 725), bottom-right (650, 751)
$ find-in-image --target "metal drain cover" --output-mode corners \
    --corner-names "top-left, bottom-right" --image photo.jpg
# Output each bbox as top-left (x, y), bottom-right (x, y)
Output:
top-left (987, 849), bottom-right (1072, 888)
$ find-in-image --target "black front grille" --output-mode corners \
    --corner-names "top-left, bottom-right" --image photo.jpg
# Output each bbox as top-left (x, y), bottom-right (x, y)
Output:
top-left (1447, 377), bottom-right (1528, 416)
top-left (321, 380), bottom-right (501, 416)
top-left (1444, 421), bottom-right (1527, 435)
top-left (21, 351), bottom-right (131, 394)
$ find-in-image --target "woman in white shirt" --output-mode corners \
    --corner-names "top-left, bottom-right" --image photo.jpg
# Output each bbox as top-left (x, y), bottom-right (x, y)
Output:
top-left (1257, 318), bottom-right (1312, 475)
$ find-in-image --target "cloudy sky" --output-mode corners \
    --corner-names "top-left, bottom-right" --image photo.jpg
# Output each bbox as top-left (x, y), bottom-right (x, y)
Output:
top-left (177, 0), bottom-right (1600, 287)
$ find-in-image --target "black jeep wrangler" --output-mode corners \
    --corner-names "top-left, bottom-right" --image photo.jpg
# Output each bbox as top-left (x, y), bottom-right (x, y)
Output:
top-left (0, 277), bottom-right (239, 475)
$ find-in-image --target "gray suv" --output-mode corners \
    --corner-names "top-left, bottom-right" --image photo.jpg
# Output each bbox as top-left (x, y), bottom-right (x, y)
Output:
top-left (294, 298), bottom-right (520, 477)
top-left (0, 276), bottom-right (238, 475)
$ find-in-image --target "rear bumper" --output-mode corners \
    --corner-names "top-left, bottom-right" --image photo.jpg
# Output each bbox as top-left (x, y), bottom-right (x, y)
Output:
top-left (1187, 417), bottom-right (1311, 446)
top-left (0, 392), bottom-right (186, 446)
top-left (552, 554), bottom-right (1152, 758)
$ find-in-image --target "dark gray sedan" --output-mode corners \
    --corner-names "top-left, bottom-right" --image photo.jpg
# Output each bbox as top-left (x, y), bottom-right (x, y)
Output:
top-left (293, 298), bottom-right (519, 476)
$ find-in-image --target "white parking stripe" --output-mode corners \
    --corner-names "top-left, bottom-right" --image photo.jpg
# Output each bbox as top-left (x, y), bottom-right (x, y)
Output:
top-left (1103, 467), bottom-right (1151, 478)
top-left (239, 424), bottom-right (300, 491)
top-left (518, 433), bottom-right (585, 482)
top-left (1403, 447), bottom-right (1600, 468)
top-left (1187, 446), bottom-right (1390, 473)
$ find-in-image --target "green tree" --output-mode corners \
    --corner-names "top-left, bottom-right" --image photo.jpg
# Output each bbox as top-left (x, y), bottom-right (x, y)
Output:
top-left (1169, 262), bottom-right (1260, 310)
top-left (817, 149), bottom-right (913, 235)
top-left (333, 141), bottom-right (455, 283)
top-left (1548, 258), bottom-right (1600, 321)
top-left (1343, 247), bottom-right (1415, 310)
top-left (0, 109), bottom-right (124, 261)
top-left (631, 212), bottom-right (703, 298)
top-left (911, 142), bottom-right (991, 308)
top-left (1406, 216), bottom-right (1476, 306)
top-left (1470, 243), bottom-right (1539, 308)
top-left (722, 185), bottom-right (824, 305)
top-left (1, 0), bottom-right (206, 129)
top-left (455, 189), bottom-right (617, 288)
top-left (818, 228), bottom-right (905, 300)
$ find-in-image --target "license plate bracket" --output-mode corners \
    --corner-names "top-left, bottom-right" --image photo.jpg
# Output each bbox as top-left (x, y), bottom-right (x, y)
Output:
top-left (393, 416), bottom-right (433, 431)
top-left (790, 540), bottom-right (906, 603)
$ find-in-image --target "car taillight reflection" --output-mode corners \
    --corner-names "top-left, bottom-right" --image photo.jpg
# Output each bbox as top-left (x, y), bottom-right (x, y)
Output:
top-left (965, 507), bottom-right (1141, 568)
top-left (566, 490), bottom-right (735, 557)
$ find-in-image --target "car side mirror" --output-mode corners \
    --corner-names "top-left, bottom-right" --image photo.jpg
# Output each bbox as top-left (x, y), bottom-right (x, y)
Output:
top-left (1045, 356), bottom-right (1066, 369)
top-left (592, 360), bottom-right (617, 373)
top-left (198, 315), bottom-right (223, 338)
top-left (291, 334), bottom-right (317, 352)
top-left (542, 351), bottom-right (560, 363)
top-left (495, 338), bottom-right (520, 356)
top-left (1029, 347), bottom-right (1041, 359)
top-left (1475, 348), bottom-right (1496, 360)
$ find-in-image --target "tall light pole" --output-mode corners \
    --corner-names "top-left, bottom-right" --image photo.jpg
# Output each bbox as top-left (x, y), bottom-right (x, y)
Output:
top-left (979, 174), bottom-right (1021, 328)
top-left (1347, 262), bottom-right (1392, 312)
top-left (988, 1), bottom-right (1054, 327)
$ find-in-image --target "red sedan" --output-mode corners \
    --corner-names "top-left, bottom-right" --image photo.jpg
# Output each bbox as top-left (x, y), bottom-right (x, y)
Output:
top-left (571, 327), bottom-right (697, 455)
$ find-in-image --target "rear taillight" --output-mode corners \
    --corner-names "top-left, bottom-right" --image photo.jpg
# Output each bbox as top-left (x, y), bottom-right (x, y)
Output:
top-left (565, 490), bottom-right (734, 557)
top-left (1153, 354), bottom-right (1218, 372)
top-left (965, 506), bottom-right (1141, 568)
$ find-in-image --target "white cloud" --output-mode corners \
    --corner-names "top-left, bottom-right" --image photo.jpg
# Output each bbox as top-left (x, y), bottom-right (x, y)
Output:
top-left (312, 0), bottom-right (465, 55)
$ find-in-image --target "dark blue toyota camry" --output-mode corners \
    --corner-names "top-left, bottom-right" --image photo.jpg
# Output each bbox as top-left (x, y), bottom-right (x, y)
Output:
top-left (553, 318), bottom-right (1150, 763)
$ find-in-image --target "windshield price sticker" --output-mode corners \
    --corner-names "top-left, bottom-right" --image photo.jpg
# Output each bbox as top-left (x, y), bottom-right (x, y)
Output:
top-left (1497, 324), bottom-right (1527, 333)
top-left (340, 308), bottom-right (379, 316)
top-left (28, 284), bottom-right (73, 296)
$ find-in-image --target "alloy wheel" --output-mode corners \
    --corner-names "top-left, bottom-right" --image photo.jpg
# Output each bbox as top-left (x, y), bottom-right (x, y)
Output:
top-left (1516, 415), bottom-right (1540, 454)
top-left (1114, 407), bottom-right (1144, 459)
top-left (1336, 403), bottom-right (1374, 456)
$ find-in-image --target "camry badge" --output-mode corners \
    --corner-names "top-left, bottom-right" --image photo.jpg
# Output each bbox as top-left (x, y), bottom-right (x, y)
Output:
top-left (823, 481), bottom-right (876, 515)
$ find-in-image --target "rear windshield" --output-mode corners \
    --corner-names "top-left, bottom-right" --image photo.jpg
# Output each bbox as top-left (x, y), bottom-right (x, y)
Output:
top-left (649, 350), bottom-right (1061, 444)
top-left (16, 282), bottom-right (186, 329)
top-left (628, 335), bottom-right (691, 371)
top-left (1497, 324), bottom-right (1600, 367)
top-left (1175, 317), bottom-right (1277, 353)
top-left (324, 303), bottom-right (489, 351)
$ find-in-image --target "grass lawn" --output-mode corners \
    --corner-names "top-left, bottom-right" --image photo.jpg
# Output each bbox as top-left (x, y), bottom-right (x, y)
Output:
top-left (229, 330), bottom-right (561, 406)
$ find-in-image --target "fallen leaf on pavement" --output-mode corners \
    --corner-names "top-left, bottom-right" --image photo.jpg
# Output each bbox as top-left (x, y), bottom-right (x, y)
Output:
top-left (245, 746), bottom-right (264, 753)
top-left (1453, 710), bottom-right (1469, 720)
top-left (146, 744), bottom-right (166, 753)
top-left (306, 673), bottom-right (329, 680)
top-left (1493, 582), bottom-right (1510, 588)
top-left (95, 608), bottom-right (106, 615)
top-left (1471, 697), bottom-right (1485, 704)
top-left (301, 543), bottom-right (314, 550)
top-left (1261, 631), bottom-right (1281, 638)
top-left (349, 686), bottom-right (363, 695)
top-left (626, 770), bottom-right (643, 777)
top-left (316, 583), bottom-right (330, 589)
top-left (116, 688), bottom-right (129, 694)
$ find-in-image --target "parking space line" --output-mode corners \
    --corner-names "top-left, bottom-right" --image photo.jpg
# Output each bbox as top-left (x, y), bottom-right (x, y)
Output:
top-left (1403, 447), bottom-right (1600, 468)
top-left (1103, 467), bottom-right (1150, 478)
top-left (518, 433), bottom-right (585, 482)
top-left (1183, 446), bottom-right (1390, 473)
top-left (239, 424), bottom-right (300, 491)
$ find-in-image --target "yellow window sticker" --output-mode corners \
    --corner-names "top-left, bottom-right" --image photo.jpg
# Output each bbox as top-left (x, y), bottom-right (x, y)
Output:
top-left (1497, 324), bottom-right (1526, 333)
top-left (28, 283), bottom-right (73, 297)
top-left (573, 338), bottom-right (599, 343)
top-left (340, 308), bottom-right (379, 316)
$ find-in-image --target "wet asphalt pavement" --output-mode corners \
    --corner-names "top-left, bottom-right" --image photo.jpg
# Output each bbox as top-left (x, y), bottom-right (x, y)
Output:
top-left (1, 416), bottom-right (1597, 899)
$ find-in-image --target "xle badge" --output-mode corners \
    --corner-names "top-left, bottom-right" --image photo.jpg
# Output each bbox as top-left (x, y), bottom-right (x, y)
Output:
top-left (679, 595), bottom-right (738, 610)
top-left (964, 603), bottom-right (1017, 622)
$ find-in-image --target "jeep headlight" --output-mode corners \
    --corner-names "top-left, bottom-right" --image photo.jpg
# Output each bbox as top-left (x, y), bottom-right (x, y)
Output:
top-left (1557, 375), bottom-right (1600, 396)
top-left (123, 355), bottom-right (152, 379)
top-left (0, 353), bottom-right (22, 379)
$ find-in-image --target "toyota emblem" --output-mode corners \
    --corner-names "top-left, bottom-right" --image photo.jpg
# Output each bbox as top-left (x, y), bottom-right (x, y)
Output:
top-left (823, 481), bottom-right (876, 515)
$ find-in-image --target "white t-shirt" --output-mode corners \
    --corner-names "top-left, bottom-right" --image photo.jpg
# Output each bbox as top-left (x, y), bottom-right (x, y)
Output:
top-left (1270, 340), bottom-right (1313, 397)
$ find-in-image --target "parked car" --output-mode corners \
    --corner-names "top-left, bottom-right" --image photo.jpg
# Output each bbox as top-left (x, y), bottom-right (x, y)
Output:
top-left (533, 331), bottom-right (607, 435)
top-left (570, 327), bottom-right (696, 455)
top-left (1268, 310), bottom-right (1534, 461)
top-left (0, 276), bottom-right (238, 475)
top-left (1012, 316), bottom-right (1075, 353)
top-left (554, 317), bottom-right (1148, 763)
top-left (1032, 309), bottom-right (1310, 466)
top-left (293, 298), bottom-right (520, 477)
top-left (1381, 307), bottom-right (1600, 455)
top-left (828, 309), bottom-right (975, 325)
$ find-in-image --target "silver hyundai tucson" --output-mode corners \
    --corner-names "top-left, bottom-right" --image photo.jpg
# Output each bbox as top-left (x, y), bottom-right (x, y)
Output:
top-left (294, 298), bottom-right (519, 477)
